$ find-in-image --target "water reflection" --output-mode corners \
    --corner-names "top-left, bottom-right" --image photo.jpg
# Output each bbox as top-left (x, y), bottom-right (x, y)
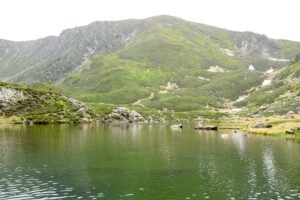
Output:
top-left (263, 149), bottom-right (276, 190)
top-left (0, 124), bottom-right (299, 199)
top-left (232, 132), bottom-right (246, 155)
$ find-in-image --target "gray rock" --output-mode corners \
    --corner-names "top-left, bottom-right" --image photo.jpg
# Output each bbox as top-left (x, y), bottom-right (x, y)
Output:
top-left (252, 122), bottom-right (272, 128)
top-left (286, 127), bottom-right (300, 134)
top-left (0, 87), bottom-right (26, 102)
top-left (106, 107), bottom-right (145, 123)
top-left (283, 111), bottom-right (295, 119)
top-left (148, 116), bottom-right (154, 124)
top-left (76, 107), bottom-right (91, 118)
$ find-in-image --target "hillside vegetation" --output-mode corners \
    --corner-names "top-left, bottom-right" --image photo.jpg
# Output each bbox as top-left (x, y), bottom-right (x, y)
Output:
top-left (0, 82), bottom-right (96, 124)
top-left (1, 15), bottom-right (300, 113)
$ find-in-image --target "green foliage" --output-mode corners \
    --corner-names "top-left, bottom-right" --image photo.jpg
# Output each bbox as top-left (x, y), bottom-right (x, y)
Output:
top-left (2, 16), bottom-right (300, 113)
top-left (278, 62), bottom-right (300, 79)
top-left (0, 82), bottom-right (96, 124)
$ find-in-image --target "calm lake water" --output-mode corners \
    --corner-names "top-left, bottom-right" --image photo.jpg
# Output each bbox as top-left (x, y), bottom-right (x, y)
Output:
top-left (0, 124), bottom-right (299, 200)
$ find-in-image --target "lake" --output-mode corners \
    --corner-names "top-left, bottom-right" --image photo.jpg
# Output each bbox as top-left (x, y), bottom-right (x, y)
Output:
top-left (0, 124), bottom-right (299, 199)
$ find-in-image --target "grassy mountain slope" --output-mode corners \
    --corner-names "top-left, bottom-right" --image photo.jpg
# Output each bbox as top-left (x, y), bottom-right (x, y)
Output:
top-left (235, 60), bottom-right (300, 115)
top-left (1, 15), bottom-right (300, 112)
top-left (0, 82), bottom-right (96, 123)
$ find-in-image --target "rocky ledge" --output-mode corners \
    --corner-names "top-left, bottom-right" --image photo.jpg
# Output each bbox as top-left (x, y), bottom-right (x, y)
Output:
top-left (104, 107), bottom-right (145, 123)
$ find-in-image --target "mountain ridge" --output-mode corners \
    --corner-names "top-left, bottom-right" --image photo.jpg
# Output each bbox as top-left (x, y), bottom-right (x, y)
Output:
top-left (0, 15), bottom-right (299, 113)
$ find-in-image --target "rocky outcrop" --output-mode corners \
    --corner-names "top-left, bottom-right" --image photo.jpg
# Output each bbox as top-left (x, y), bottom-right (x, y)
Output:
top-left (105, 107), bottom-right (145, 123)
top-left (62, 96), bottom-right (87, 108)
top-left (0, 84), bottom-right (97, 124)
top-left (0, 87), bottom-right (26, 102)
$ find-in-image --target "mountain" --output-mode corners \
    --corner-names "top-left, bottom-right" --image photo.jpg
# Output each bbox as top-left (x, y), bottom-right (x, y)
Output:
top-left (1, 15), bottom-right (300, 112)
top-left (0, 82), bottom-right (97, 124)
top-left (235, 59), bottom-right (300, 115)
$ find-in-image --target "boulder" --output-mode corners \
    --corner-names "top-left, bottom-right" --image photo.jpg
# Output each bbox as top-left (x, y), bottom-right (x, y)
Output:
top-left (286, 127), bottom-right (300, 134)
top-left (283, 111), bottom-right (295, 119)
top-left (194, 125), bottom-right (218, 130)
top-left (76, 107), bottom-right (91, 118)
top-left (252, 122), bottom-right (272, 128)
top-left (106, 107), bottom-right (145, 123)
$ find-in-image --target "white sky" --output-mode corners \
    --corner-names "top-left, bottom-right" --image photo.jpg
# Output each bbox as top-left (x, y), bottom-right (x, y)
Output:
top-left (1, 0), bottom-right (300, 42)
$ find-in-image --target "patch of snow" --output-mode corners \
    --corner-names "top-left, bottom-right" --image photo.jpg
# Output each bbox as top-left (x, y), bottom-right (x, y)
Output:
top-left (262, 80), bottom-right (272, 86)
top-left (221, 48), bottom-right (234, 57)
top-left (236, 95), bottom-right (248, 102)
top-left (248, 65), bottom-right (255, 71)
top-left (207, 65), bottom-right (228, 73)
top-left (267, 57), bottom-right (290, 62)
top-left (231, 108), bottom-right (244, 113)
top-left (265, 68), bottom-right (274, 74)
top-left (198, 76), bottom-right (210, 81)
top-left (262, 52), bottom-right (290, 62)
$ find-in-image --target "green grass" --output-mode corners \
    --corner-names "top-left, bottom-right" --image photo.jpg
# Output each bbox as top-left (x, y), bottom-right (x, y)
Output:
top-left (0, 82), bottom-right (96, 124)
top-left (268, 119), bottom-right (300, 126)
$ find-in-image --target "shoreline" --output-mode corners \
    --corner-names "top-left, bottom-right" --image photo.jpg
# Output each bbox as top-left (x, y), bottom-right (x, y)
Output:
top-left (1, 115), bottom-right (300, 139)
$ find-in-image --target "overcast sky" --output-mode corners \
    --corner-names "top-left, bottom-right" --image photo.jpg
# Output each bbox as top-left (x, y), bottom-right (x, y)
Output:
top-left (1, 0), bottom-right (299, 41)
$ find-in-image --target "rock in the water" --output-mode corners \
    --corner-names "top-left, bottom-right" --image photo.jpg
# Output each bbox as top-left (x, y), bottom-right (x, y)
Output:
top-left (170, 124), bottom-right (183, 129)
top-left (194, 125), bottom-right (218, 130)
top-left (252, 122), bottom-right (272, 128)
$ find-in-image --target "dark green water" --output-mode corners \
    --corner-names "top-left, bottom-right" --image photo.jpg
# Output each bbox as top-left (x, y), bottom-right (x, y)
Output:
top-left (0, 124), bottom-right (299, 200)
